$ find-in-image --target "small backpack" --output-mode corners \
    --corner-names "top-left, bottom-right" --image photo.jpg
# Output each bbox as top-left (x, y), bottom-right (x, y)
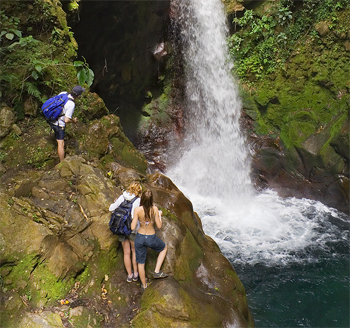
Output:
top-left (109, 197), bottom-right (138, 235)
top-left (41, 92), bottom-right (72, 122)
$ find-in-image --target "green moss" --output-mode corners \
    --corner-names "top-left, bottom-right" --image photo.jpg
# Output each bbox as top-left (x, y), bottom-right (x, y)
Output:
top-left (109, 137), bottom-right (147, 173)
top-left (174, 230), bottom-right (203, 282)
top-left (29, 264), bottom-right (74, 307)
top-left (1, 119), bottom-right (56, 169)
top-left (236, 3), bottom-right (349, 153)
top-left (139, 84), bottom-right (172, 130)
top-left (69, 306), bottom-right (103, 327)
top-left (1, 254), bottom-right (67, 308)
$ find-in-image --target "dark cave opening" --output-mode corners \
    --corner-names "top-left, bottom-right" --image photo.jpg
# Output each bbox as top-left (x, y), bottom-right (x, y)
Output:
top-left (70, 0), bottom-right (171, 142)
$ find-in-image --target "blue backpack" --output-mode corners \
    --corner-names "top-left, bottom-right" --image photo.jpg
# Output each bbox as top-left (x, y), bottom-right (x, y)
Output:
top-left (109, 197), bottom-right (138, 235)
top-left (41, 93), bottom-right (72, 122)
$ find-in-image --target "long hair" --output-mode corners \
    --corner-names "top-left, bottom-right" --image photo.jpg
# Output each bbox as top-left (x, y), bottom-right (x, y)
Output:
top-left (140, 189), bottom-right (154, 221)
top-left (127, 182), bottom-right (142, 197)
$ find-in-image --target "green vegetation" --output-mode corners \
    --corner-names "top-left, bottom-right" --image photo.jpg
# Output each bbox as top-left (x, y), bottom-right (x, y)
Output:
top-left (229, 0), bottom-right (350, 81)
top-left (0, 1), bottom-right (93, 118)
top-left (74, 57), bottom-right (94, 87)
top-left (228, 0), bottom-right (350, 148)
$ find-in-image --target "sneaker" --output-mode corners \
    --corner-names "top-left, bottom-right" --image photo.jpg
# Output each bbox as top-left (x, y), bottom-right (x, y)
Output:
top-left (132, 273), bottom-right (139, 282)
top-left (126, 274), bottom-right (133, 283)
top-left (141, 283), bottom-right (147, 293)
top-left (153, 271), bottom-right (168, 279)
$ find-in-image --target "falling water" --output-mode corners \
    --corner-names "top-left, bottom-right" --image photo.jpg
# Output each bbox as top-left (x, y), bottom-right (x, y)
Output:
top-left (167, 0), bottom-right (349, 326)
top-left (168, 0), bottom-right (252, 203)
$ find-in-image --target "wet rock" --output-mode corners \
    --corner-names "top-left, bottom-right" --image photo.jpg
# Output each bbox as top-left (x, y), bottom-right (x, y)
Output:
top-left (251, 117), bottom-right (349, 214)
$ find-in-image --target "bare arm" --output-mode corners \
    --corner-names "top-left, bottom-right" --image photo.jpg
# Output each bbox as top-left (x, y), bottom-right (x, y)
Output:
top-left (131, 207), bottom-right (139, 231)
top-left (64, 117), bottom-right (77, 123)
top-left (154, 206), bottom-right (162, 229)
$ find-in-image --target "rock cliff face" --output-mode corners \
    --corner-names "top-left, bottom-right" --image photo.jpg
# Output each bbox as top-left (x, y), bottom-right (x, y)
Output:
top-left (0, 153), bottom-right (253, 327)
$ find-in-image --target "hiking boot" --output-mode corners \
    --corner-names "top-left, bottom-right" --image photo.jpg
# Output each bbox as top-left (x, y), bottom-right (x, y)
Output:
top-left (126, 274), bottom-right (133, 283)
top-left (153, 271), bottom-right (168, 279)
top-left (132, 273), bottom-right (139, 282)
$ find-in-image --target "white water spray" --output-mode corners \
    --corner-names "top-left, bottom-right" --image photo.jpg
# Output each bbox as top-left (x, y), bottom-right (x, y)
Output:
top-left (167, 0), bottom-right (348, 266)
top-left (168, 0), bottom-right (252, 203)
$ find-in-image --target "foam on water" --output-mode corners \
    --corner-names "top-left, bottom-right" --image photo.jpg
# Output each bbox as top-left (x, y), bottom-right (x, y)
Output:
top-left (181, 188), bottom-right (348, 266)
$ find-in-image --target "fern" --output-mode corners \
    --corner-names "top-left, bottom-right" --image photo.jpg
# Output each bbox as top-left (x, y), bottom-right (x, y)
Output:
top-left (24, 81), bottom-right (42, 100)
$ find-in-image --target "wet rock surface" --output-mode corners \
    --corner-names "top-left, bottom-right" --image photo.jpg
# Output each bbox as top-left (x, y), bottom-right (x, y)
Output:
top-left (248, 115), bottom-right (349, 214)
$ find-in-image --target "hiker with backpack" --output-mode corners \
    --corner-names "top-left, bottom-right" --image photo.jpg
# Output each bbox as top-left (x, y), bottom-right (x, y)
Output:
top-left (42, 85), bottom-right (85, 162)
top-left (109, 182), bottom-right (142, 283)
top-left (131, 189), bottom-right (168, 291)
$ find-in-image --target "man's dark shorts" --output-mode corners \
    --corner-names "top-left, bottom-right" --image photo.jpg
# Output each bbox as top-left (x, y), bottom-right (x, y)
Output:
top-left (135, 233), bottom-right (165, 264)
top-left (50, 123), bottom-right (65, 140)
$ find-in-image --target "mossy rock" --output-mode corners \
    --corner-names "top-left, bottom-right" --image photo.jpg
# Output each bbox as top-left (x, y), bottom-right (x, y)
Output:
top-left (69, 306), bottom-right (103, 327)
top-left (109, 137), bottom-right (147, 173)
top-left (17, 311), bottom-right (64, 328)
top-left (77, 92), bottom-right (109, 121)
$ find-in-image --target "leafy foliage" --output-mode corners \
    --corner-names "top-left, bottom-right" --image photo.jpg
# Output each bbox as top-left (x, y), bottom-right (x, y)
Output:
top-left (228, 0), bottom-right (350, 81)
top-left (74, 57), bottom-right (95, 87)
top-left (0, 1), bottom-right (93, 118)
top-left (0, 11), bottom-right (22, 42)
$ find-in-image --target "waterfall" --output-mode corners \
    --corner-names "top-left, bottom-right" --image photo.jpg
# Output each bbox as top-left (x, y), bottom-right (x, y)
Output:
top-left (166, 1), bottom-right (349, 325)
top-left (168, 0), bottom-right (252, 204)
top-left (167, 0), bottom-right (348, 266)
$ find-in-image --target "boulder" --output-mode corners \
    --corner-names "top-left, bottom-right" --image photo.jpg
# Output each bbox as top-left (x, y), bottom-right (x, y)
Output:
top-left (23, 96), bottom-right (39, 117)
top-left (78, 92), bottom-right (109, 121)
top-left (0, 106), bottom-right (16, 138)
top-left (85, 121), bottom-right (109, 157)
top-left (315, 21), bottom-right (330, 36)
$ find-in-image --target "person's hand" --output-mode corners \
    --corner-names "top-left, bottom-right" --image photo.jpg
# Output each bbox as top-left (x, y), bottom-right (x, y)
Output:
top-left (73, 117), bottom-right (78, 123)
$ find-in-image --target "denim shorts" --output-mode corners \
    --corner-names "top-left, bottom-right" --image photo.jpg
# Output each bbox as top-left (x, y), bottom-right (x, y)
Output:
top-left (50, 123), bottom-right (65, 140)
top-left (135, 233), bottom-right (166, 264)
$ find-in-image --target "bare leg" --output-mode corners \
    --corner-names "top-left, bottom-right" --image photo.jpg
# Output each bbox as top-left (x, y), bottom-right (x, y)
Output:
top-left (138, 263), bottom-right (147, 288)
top-left (121, 240), bottom-right (132, 276)
top-left (130, 241), bottom-right (138, 275)
top-left (155, 245), bottom-right (167, 273)
top-left (57, 139), bottom-right (65, 162)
